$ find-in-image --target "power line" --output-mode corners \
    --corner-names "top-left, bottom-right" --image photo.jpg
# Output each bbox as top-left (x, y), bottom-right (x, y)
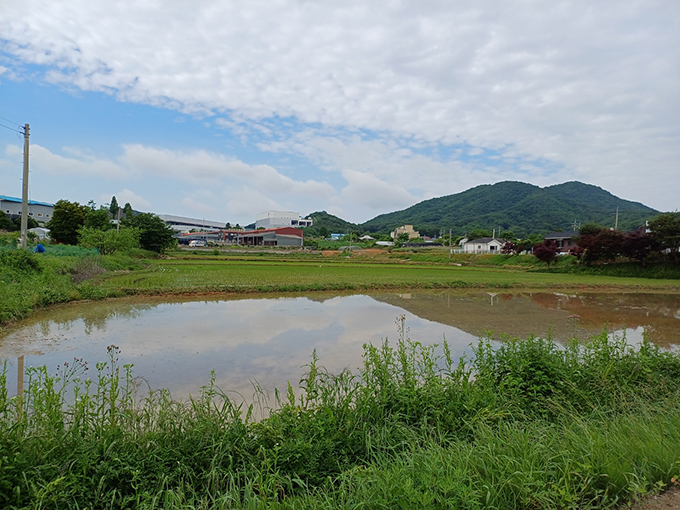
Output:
top-left (0, 121), bottom-right (22, 132)
top-left (0, 113), bottom-right (21, 125)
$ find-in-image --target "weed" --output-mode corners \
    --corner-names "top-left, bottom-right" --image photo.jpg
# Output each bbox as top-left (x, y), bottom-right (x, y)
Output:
top-left (2, 329), bottom-right (680, 508)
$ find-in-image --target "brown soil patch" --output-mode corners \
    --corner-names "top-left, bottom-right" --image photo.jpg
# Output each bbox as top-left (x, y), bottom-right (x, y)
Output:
top-left (630, 485), bottom-right (680, 510)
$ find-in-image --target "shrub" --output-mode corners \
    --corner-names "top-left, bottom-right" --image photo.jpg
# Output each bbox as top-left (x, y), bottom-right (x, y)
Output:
top-left (78, 226), bottom-right (141, 255)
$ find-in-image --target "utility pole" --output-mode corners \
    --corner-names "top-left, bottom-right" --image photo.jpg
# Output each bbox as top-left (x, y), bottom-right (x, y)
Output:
top-left (614, 207), bottom-right (619, 231)
top-left (20, 124), bottom-right (30, 249)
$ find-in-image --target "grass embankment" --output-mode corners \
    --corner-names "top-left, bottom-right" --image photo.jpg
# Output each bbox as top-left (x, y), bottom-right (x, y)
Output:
top-left (0, 248), bottom-right (147, 325)
top-left (2, 332), bottom-right (680, 509)
top-left (93, 257), bottom-right (680, 296)
top-left (2, 247), bottom-right (679, 327)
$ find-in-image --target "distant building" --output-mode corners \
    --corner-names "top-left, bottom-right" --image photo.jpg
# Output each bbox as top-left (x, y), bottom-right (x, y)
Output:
top-left (157, 214), bottom-right (225, 233)
top-left (544, 231), bottom-right (579, 253)
top-left (0, 195), bottom-right (54, 225)
top-left (463, 237), bottom-right (503, 254)
top-left (237, 227), bottom-right (304, 247)
top-left (255, 211), bottom-right (313, 229)
top-left (391, 224), bottom-right (420, 240)
top-left (177, 227), bottom-right (304, 247)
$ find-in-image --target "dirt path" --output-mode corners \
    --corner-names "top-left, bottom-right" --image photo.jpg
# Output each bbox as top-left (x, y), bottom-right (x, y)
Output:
top-left (630, 485), bottom-right (680, 510)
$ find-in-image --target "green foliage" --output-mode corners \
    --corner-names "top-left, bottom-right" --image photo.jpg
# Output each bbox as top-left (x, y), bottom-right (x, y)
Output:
top-left (0, 250), bottom-right (80, 323)
top-left (304, 211), bottom-right (359, 237)
top-left (1, 332), bottom-right (680, 508)
top-left (46, 199), bottom-right (88, 245)
top-left (468, 228), bottom-right (493, 239)
top-left (78, 226), bottom-right (141, 255)
top-left (361, 181), bottom-right (658, 237)
top-left (0, 210), bottom-right (12, 230)
top-left (0, 231), bottom-right (20, 246)
top-left (579, 222), bottom-right (604, 236)
top-left (83, 206), bottom-right (114, 231)
top-left (122, 202), bottom-right (134, 219)
top-left (123, 212), bottom-right (176, 253)
top-left (109, 195), bottom-right (119, 216)
top-left (649, 212), bottom-right (680, 262)
top-left (0, 210), bottom-right (40, 232)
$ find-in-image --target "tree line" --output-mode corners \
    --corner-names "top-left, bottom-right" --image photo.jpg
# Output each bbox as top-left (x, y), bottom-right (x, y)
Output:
top-left (531, 213), bottom-right (680, 267)
top-left (44, 197), bottom-right (176, 254)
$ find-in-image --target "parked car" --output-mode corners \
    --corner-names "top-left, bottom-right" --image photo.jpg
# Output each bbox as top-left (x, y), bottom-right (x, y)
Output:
top-left (188, 240), bottom-right (206, 247)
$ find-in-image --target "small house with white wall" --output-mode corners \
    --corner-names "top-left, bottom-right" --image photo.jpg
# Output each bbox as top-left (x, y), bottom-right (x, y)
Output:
top-left (463, 237), bottom-right (504, 254)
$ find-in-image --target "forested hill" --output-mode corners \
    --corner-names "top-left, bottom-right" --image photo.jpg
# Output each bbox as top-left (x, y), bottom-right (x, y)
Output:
top-left (359, 181), bottom-right (659, 237)
top-left (305, 211), bottom-right (359, 234)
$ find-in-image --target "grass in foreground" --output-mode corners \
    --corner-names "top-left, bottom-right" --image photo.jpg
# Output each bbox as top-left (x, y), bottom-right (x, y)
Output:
top-left (2, 330), bottom-right (680, 509)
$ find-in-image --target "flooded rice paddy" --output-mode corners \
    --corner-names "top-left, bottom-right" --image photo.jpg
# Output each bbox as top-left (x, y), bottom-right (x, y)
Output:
top-left (1, 290), bottom-right (679, 401)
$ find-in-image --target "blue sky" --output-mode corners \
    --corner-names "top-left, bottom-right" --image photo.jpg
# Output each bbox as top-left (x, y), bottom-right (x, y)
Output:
top-left (1, 1), bottom-right (679, 226)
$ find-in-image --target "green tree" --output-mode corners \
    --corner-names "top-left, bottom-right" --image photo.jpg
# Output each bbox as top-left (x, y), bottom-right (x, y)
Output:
top-left (122, 203), bottom-right (134, 220)
top-left (109, 196), bottom-right (119, 216)
top-left (579, 223), bottom-right (604, 237)
top-left (11, 217), bottom-right (40, 231)
top-left (78, 227), bottom-right (141, 255)
top-left (468, 229), bottom-right (492, 240)
top-left (46, 200), bottom-right (88, 245)
top-left (499, 230), bottom-right (516, 242)
top-left (648, 213), bottom-right (680, 263)
top-left (0, 211), bottom-right (12, 231)
top-left (84, 207), bottom-right (113, 231)
top-left (318, 226), bottom-right (329, 239)
top-left (126, 213), bottom-right (176, 253)
top-left (225, 222), bottom-right (232, 229)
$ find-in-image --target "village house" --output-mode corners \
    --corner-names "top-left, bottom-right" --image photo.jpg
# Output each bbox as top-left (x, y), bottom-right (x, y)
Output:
top-left (463, 237), bottom-right (504, 254)
top-left (544, 231), bottom-right (579, 253)
top-left (391, 224), bottom-right (420, 240)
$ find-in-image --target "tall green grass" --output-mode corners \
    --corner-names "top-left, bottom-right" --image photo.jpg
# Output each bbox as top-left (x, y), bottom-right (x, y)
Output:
top-left (2, 330), bottom-right (680, 509)
top-left (0, 250), bottom-right (148, 325)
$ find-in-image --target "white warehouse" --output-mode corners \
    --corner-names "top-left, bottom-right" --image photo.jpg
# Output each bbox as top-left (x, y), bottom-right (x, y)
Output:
top-left (255, 211), bottom-right (313, 229)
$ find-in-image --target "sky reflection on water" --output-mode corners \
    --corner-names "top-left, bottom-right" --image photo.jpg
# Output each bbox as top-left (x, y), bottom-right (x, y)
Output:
top-left (1, 291), bottom-right (678, 401)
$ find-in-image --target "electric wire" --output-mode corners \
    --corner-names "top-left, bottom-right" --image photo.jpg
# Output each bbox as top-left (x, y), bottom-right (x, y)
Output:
top-left (0, 121), bottom-right (22, 132)
top-left (0, 114), bottom-right (22, 127)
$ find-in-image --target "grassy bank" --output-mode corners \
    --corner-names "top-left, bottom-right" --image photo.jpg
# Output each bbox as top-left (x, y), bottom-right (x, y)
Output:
top-left (2, 248), bottom-right (679, 328)
top-left (2, 332), bottom-right (680, 509)
top-left (0, 248), bottom-right (147, 325)
top-left (92, 257), bottom-right (680, 296)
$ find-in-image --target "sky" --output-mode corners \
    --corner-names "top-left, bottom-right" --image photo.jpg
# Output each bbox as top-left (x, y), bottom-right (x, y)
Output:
top-left (1, 1), bottom-right (678, 226)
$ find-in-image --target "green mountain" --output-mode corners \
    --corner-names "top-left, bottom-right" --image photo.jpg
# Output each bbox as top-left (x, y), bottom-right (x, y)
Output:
top-left (359, 181), bottom-right (659, 238)
top-left (304, 211), bottom-right (359, 234)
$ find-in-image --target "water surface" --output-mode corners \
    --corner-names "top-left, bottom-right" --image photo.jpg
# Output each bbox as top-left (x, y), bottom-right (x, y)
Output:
top-left (1, 290), bottom-right (678, 401)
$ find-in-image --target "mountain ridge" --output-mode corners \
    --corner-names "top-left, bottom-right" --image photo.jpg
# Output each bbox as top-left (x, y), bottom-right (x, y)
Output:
top-left (307, 181), bottom-right (659, 238)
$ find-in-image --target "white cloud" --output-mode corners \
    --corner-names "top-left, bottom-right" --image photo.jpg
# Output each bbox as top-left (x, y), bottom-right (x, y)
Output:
top-left (115, 189), bottom-right (151, 210)
top-left (120, 144), bottom-right (334, 197)
top-left (1, 1), bottom-right (679, 214)
top-left (32, 144), bottom-right (129, 179)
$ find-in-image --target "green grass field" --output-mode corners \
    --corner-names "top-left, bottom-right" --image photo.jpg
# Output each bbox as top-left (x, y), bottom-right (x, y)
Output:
top-left (91, 258), bottom-right (680, 296)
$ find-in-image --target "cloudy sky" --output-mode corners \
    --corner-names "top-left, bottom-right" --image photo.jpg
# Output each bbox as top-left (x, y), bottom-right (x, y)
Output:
top-left (1, 1), bottom-right (678, 225)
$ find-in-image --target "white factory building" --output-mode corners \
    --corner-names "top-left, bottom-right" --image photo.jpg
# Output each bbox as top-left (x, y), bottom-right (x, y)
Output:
top-left (157, 214), bottom-right (225, 233)
top-left (255, 211), bottom-right (313, 229)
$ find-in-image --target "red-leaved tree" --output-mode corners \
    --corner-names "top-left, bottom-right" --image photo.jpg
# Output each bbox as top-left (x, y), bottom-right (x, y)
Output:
top-left (533, 240), bottom-right (560, 267)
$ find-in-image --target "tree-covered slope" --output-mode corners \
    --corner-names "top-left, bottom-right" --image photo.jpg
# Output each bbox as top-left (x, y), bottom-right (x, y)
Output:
top-left (304, 211), bottom-right (359, 235)
top-left (360, 181), bottom-right (659, 237)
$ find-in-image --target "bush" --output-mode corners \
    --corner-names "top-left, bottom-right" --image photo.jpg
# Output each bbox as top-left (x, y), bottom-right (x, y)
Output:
top-left (78, 226), bottom-right (141, 255)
